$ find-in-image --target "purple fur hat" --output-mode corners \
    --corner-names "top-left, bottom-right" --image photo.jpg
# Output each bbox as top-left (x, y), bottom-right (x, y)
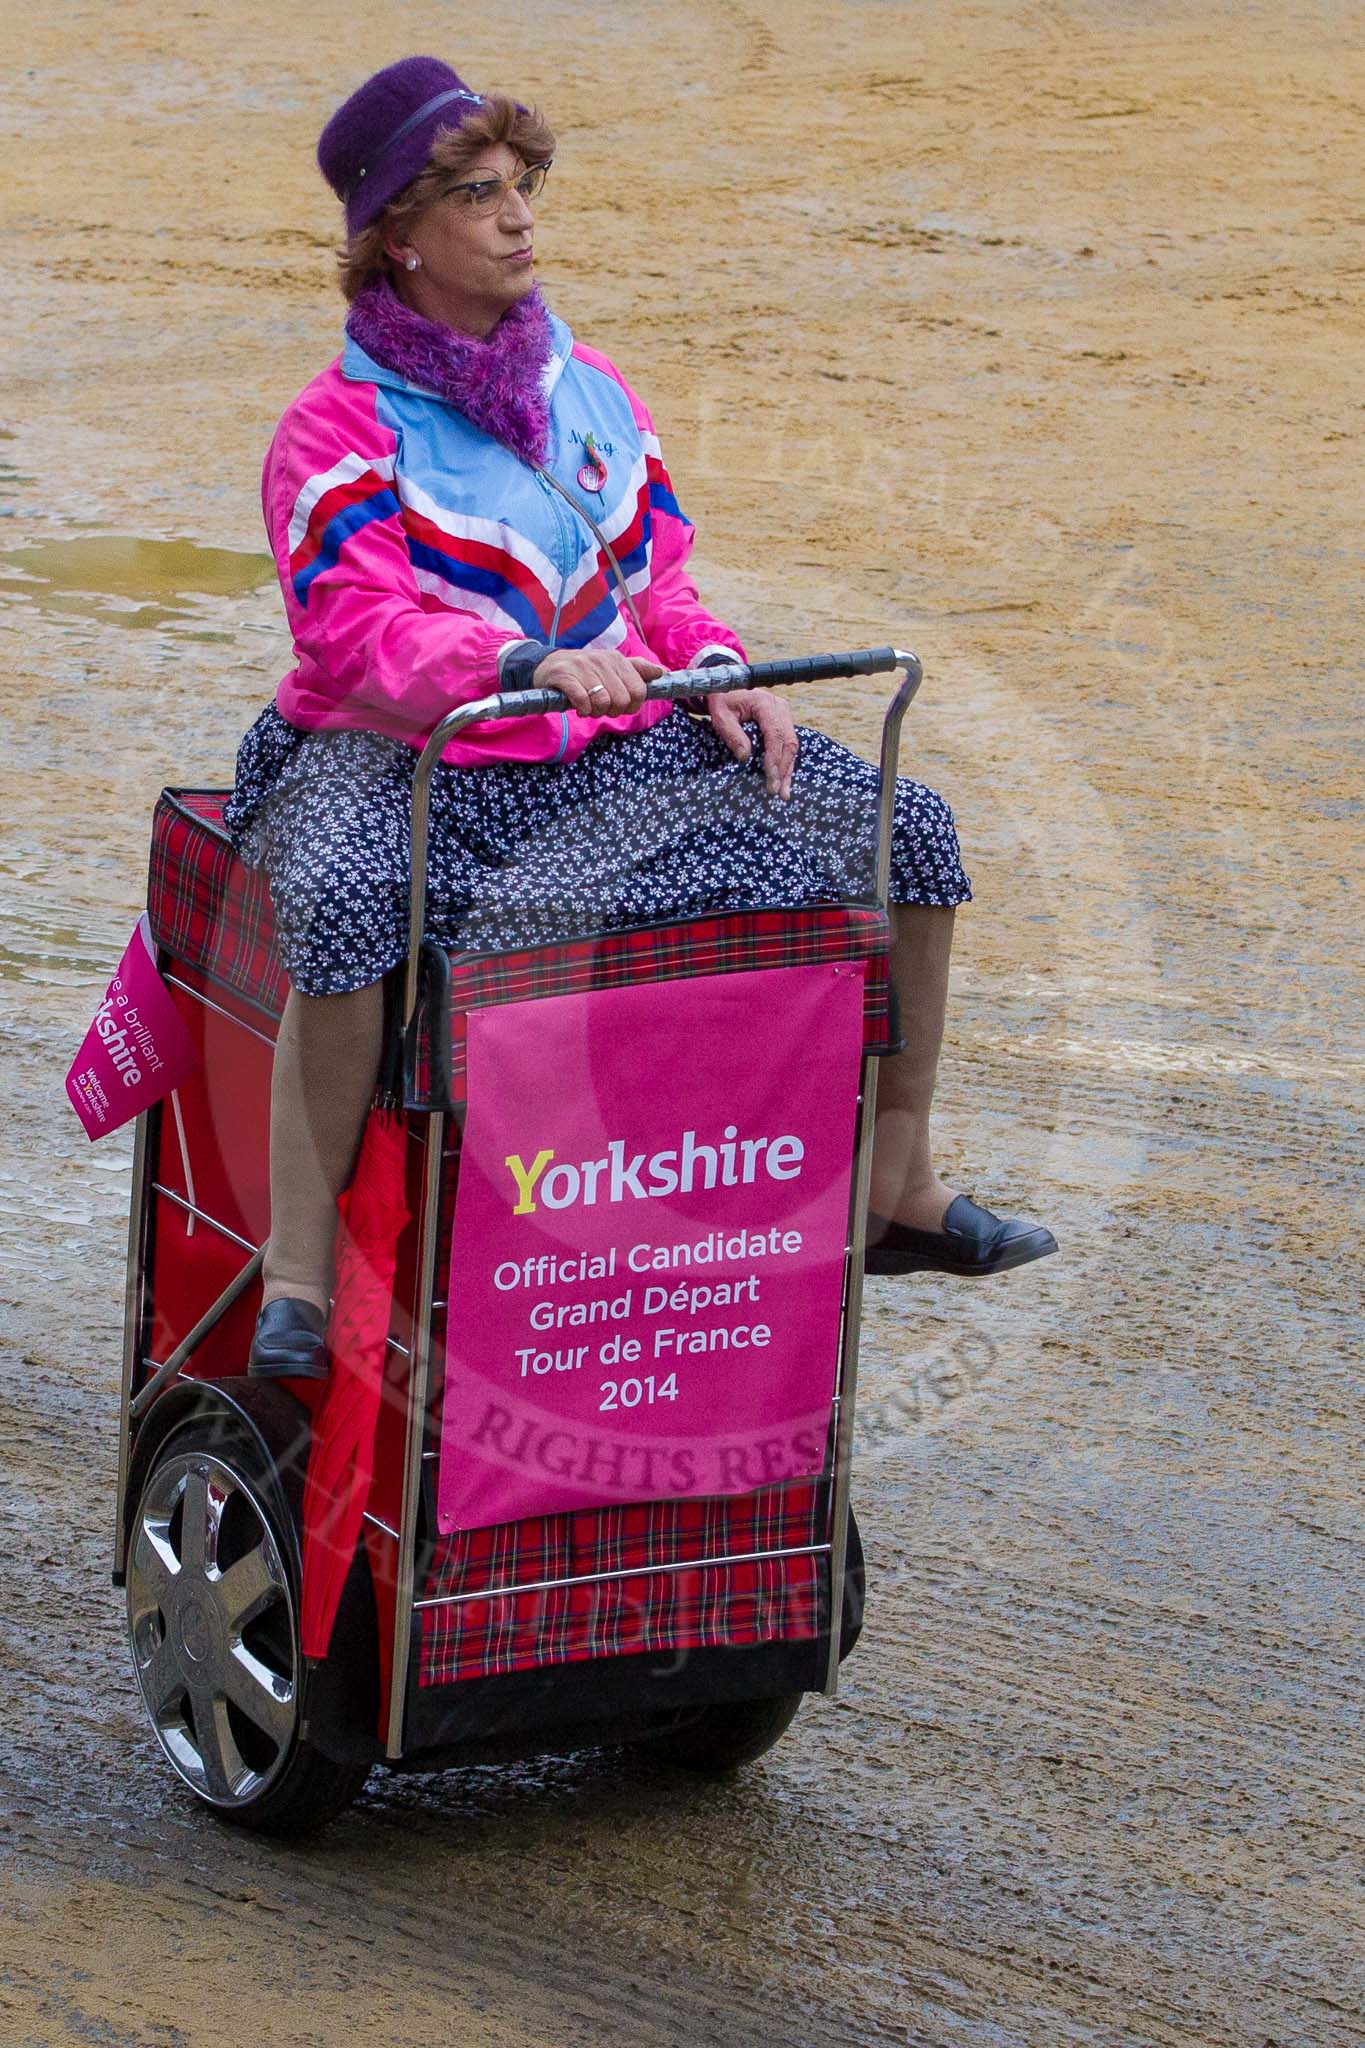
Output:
top-left (318, 56), bottom-right (486, 238)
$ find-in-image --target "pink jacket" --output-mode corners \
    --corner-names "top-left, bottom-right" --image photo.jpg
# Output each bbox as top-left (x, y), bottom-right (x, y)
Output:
top-left (264, 312), bottom-right (745, 767)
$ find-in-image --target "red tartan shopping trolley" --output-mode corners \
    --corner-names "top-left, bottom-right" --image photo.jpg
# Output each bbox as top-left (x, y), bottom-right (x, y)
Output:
top-left (113, 648), bottom-right (921, 1834)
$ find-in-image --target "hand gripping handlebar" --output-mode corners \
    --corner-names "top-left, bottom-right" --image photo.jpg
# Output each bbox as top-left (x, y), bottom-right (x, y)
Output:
top-left (497, 645), bottom-right (904, 719)
top-left (403, 645), bottom-right (922, 1030)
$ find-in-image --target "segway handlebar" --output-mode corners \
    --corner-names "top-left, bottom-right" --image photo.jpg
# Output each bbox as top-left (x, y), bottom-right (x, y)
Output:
top-left (494, 645), bottom-right (907, 719)
top-left (404, 647), bottom-right (922, 1029)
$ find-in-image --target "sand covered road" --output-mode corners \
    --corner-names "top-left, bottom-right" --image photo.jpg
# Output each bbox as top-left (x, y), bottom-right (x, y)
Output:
top-left (0, 1), bottom-right (1361, 2043)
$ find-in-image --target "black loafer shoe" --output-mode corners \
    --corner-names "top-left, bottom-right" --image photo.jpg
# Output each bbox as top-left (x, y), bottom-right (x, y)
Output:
top-left (865, 1195), bottom-right (1058, 1278)
top-left (248, 1297), bottom-right (329, 1380)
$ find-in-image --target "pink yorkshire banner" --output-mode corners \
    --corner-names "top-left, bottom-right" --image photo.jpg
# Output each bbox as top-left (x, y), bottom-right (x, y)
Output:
top-left (437, 961), bottom-right (866, 1534)
top-left (66, 912), bottom-right (200, 1140)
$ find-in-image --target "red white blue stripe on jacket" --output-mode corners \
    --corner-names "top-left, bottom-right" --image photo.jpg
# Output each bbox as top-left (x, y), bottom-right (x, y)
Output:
top-left (287, 448), bottom-right (401, 608)
top-left (263, 312), bottom-right (740, 766)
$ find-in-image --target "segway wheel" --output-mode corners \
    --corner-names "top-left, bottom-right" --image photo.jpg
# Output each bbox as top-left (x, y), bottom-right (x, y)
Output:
top-left (125, 1418), bottom-right (369, 1837)
top-left (642, 1690), bottom-right (804, 1775)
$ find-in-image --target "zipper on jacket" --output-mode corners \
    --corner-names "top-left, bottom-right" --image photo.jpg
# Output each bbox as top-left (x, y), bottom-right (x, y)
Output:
top-left (538, 470), bottom-right (575, 647)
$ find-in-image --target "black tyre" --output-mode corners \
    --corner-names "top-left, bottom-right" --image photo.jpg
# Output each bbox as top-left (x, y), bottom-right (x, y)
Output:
top-left (643, 1689), bottom-right (805, 1774)
top-left (634, 1507), bottom-right (865, 1776)
top-left (124, 1417), bottom-right (369, 1836)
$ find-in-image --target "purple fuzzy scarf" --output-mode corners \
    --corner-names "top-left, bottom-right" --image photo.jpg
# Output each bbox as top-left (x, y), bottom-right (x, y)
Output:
top-left (345, 280), bottom-right (553, 466)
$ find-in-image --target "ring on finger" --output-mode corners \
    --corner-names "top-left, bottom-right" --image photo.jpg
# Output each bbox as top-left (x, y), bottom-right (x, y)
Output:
top-left (588, 682), bottom-right (608, 699)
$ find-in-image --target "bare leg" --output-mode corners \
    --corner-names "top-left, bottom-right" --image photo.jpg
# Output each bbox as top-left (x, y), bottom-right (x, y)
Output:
top-left (262, 982), bottom-right (386, 1315)
top-left (867, 905), bottom-right (958, 1231)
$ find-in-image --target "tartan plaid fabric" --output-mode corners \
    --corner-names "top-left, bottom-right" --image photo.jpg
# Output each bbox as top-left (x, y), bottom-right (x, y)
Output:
top-left (418, 1480), bottom-right (826, 1686)
top-left (146, 791), bottom-right (894, 1079)
top-left (446, 909), bottom-right (896, 1097)
top-left (416, 909), bottom-right (893, 1104)
top-left (446, 911), bottom-right (890, 1013)
top-left (147, 790), bottom-right (289, 1019)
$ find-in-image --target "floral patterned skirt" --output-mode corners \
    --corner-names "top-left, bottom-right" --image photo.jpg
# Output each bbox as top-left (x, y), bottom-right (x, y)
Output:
top-left (224, 703), bottom-right (971, 997)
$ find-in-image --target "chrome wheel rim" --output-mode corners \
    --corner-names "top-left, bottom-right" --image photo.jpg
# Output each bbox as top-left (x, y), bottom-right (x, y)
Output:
top-left (126, 1449), bottom-right (298, 1807)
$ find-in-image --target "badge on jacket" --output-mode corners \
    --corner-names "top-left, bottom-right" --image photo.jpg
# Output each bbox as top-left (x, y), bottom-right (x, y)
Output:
top-left (576, 432), bottom-right (609, 495)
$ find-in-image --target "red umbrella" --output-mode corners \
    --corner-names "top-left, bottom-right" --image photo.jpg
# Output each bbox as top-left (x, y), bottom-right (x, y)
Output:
top-left (300, 1108), bottom-right (409, 1659)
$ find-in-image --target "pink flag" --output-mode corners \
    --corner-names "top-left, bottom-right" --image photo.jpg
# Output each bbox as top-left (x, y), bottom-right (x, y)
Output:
top-left (65, 913), bottom-right (200, 1140)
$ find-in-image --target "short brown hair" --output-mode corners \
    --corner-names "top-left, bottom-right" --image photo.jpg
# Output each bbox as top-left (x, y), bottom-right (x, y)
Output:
top-left (337, 92), bottom-right (556, 301)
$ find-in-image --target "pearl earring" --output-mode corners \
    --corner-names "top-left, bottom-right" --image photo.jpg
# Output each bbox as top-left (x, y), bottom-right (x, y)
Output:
top-left (405, 255), bottom-right (420, 271)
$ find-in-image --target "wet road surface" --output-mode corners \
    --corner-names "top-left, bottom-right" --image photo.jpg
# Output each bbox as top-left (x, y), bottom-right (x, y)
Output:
top-left (1, 2), bottom-right (1361, 2043)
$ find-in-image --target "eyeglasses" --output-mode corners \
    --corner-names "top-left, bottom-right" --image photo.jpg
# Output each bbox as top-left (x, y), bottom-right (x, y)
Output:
top-left (440, 162), bottom-right (552, 214)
